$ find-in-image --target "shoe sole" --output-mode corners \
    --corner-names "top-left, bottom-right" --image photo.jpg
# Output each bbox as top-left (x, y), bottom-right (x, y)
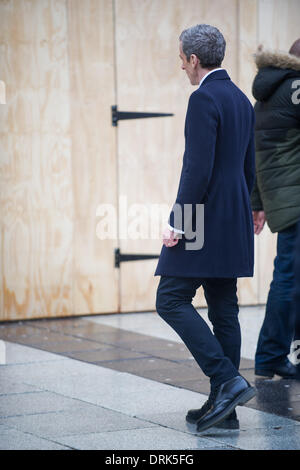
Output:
top-left (186, 414), bottom-right (239, 430)
top-left (255, 370), bottom-right (297, 379)
top-left (255, 370), bottom-right (274, 378)
top-left (186, 414), bottom-right (199, 424)
top-left (196, 387), bottom-right (256, 433)
top-left (215, 419), bottom-right (239, 430)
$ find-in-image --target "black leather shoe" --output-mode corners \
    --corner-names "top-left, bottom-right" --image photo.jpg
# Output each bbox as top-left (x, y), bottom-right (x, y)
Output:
top-left (255, 360), bottom-right (297, 378)
top-left (196, 376), bottom-right (256, 433)
top-left (214, 413), bottom-right (239, 430)
top-left (186, 401), bottom-right (239, 429)
top-left (186, 394), bottom-right (215, 424)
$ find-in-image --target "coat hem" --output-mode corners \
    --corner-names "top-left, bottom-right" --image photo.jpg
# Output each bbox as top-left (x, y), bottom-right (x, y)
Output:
top-left (154, 270), bottom-right (254, 278)
top-left (268, 216), bottom-right (300, 233)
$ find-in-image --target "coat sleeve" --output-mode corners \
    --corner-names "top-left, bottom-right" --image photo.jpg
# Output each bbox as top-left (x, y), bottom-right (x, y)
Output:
top-left (168, 91), bottom-right (218, 232)
top-left (244, 108), bottom-right (264, 211)
top-left (251, 176), bottom-right (264, 211)
top-left (244, 109), bottom-right (256, 197)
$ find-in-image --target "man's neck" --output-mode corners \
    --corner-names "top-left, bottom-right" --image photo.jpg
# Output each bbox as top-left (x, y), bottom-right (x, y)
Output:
top-left (198, 67), bottom-right (224, 87)
top-left (199, 68), bottom-right (216, 81)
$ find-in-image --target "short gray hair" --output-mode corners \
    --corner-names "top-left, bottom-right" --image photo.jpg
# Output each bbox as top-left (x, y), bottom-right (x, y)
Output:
top-left (179, 24), bottom-right (226, 68)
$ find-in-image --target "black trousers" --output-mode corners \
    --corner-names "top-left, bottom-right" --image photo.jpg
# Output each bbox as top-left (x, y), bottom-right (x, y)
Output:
top-left (156, 276), bottom-right (241, 389)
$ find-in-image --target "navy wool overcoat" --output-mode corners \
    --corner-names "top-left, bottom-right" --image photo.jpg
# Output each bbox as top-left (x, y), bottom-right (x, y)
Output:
top-left (154, 70), bottom-right (256, 278)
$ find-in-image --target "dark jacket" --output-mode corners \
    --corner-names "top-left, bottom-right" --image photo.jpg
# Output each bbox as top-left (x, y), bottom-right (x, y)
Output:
top-left (154, 69), bottom-right (255, 278)
top-left (251, 49), bottom-right (300, 233)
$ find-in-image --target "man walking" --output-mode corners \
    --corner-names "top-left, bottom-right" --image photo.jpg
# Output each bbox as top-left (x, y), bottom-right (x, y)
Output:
top-left (154, 24), bottom-right (256, 432)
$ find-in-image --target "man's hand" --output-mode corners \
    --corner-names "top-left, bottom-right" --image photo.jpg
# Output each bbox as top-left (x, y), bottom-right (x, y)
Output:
top-left (252, 210), bottom-right (266, 235)
top-left (162, 227), bottom-right (181, 247)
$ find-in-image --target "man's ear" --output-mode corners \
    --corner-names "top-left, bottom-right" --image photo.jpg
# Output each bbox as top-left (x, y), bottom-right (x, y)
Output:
top-left (190, 53), bottom-right (199, 68)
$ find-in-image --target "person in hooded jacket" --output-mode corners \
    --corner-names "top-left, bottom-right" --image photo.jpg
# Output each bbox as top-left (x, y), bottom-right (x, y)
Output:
top-left (251, 39), bottom-right (300, 378)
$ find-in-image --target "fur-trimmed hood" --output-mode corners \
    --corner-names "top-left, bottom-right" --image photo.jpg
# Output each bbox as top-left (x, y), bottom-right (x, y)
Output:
top-left (252, 48), bottom-right (300, 101)
top-left (254, 49), bottom-right (300, 71)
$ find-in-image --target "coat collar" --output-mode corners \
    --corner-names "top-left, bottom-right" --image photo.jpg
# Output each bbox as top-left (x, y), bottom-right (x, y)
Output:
top-left (200, 69), bottom-right (230, 86)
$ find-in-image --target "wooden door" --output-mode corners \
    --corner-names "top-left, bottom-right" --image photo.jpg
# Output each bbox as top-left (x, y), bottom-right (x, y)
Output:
top-left (0, 0), bottom-right (119, 320)
top-left (68, 0), bottom-right (119, 316)
top-left (114, 0), bottom-right (239, 312)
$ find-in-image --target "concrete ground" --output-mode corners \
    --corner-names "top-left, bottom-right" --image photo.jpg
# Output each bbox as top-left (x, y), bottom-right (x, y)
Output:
top-left (0, 306), bottom-right (300, 450)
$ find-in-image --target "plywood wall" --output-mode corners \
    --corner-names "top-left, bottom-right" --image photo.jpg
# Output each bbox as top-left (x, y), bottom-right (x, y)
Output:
top-left (67, 0), bottom-right (119, 316)
top-left (0, 0), bottom-right (119, 320)
top-left (0, 0), bottom-right (299, 320)
top-left (0, 0), bottom-right (74, 320)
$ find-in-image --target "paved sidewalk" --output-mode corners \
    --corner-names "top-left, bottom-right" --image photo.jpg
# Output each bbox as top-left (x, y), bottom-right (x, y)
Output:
top-left (0, 307), bottom-right (300, 450)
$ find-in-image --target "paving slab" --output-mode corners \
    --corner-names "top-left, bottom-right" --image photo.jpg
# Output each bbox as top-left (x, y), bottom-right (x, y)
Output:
top-left (0, 405), bottom-right (156, 439)
top-left (137, 403), bottom-right (300, 435)
top-left (84, 308), bottom-right (266, 360)
top-left (0, 425), bottom-right (71, 450)
top-left (56, 425), bottom-right (227, 450)
top-left (0, 354), bottom-right (121, 385)
top-left (66, 348), bottom-right (150, 363)
top-left (198, 424), bottom-right (300, 450)
top-left (0, 378), bottom-right (41, 396)
top-left (0, 391), bottom-right (85, 418)
top-left (92, 386), bottom-right (208, 417)
top-left (1, 341), bottom-right (65, 364)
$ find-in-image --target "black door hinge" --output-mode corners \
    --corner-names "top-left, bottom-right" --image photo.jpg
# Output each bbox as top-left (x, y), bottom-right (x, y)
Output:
top-left (112, 105), bottom-right (174, 126)
top-left (114, 248), bottom-right (159, 268)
